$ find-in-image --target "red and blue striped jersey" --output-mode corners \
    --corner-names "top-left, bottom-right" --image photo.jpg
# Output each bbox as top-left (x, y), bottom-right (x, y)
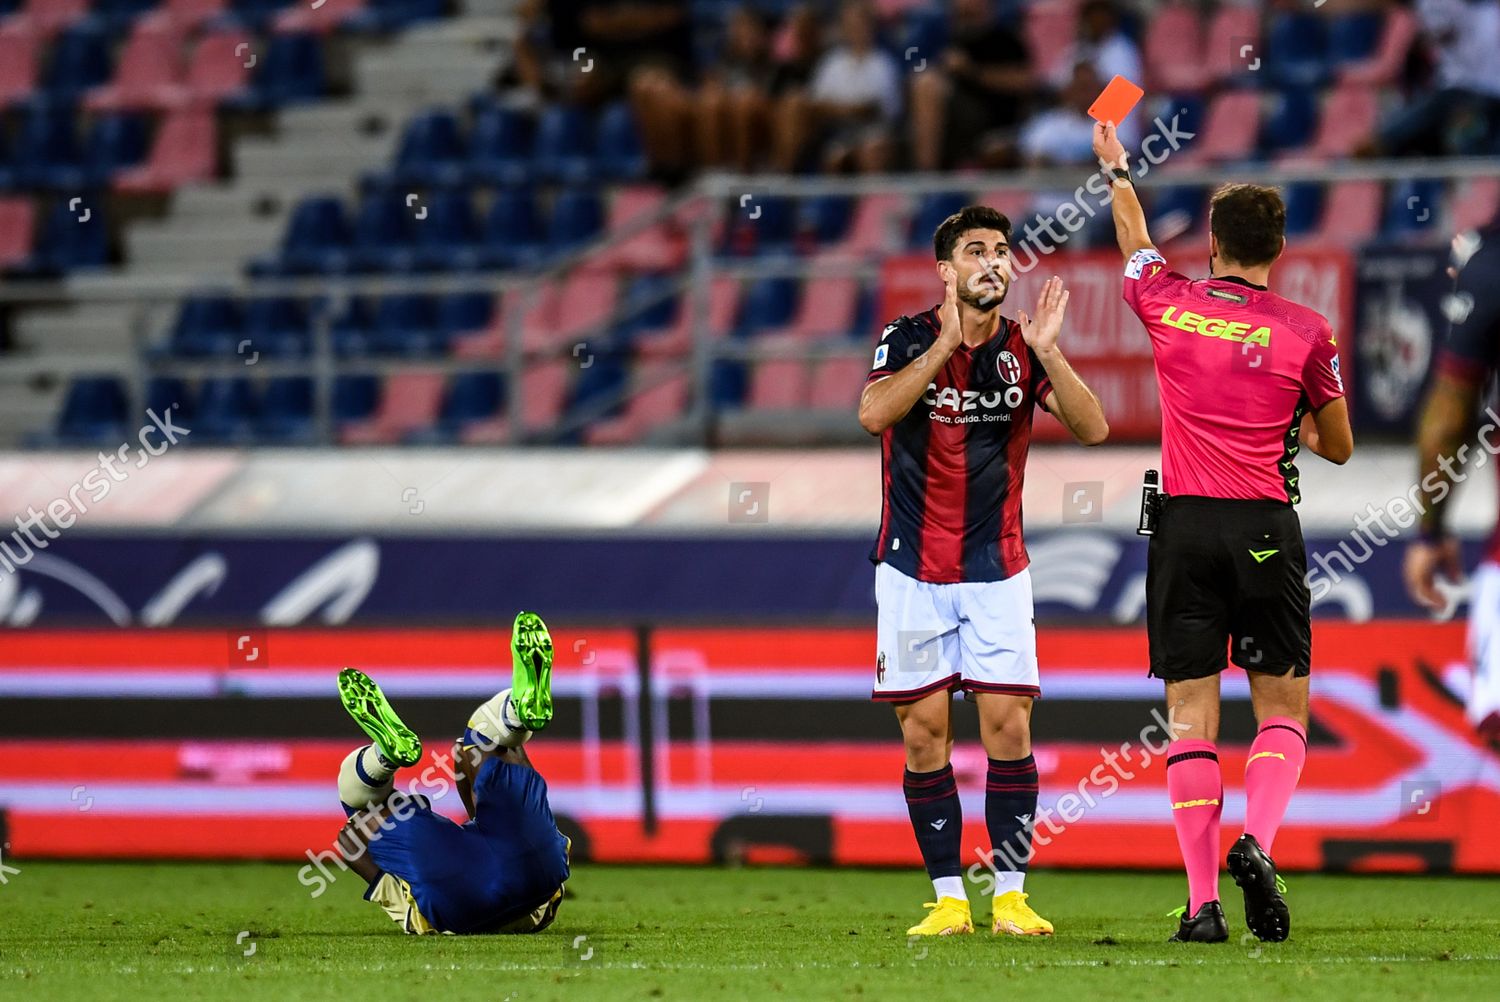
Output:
top-left (866, 307), bottom-right (1054, 584)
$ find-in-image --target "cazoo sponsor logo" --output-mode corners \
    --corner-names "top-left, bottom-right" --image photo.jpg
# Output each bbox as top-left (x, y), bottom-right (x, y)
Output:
top-left (923, 384), bottom-right (1024, 425)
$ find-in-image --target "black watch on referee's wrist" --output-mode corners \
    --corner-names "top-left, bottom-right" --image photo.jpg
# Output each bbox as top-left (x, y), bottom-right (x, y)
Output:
top-left (1108, 166), bottom-right (1132, 187)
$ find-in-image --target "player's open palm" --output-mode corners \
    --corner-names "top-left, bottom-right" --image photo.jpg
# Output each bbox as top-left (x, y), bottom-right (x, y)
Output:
top-left (1017, 276), bottom-right (1068, 354)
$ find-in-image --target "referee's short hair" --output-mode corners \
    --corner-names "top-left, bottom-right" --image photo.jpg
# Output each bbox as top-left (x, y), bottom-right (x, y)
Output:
top-left (1209, 183), bottom-right (1286, 268)
top-left (934, 205), bottom-right (1012, 262)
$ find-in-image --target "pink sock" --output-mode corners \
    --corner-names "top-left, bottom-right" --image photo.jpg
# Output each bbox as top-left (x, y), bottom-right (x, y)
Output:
top-left (1243, 716), bottom-right (1307, 852)
top-left (1166, 739), bottom-right (1223, 913)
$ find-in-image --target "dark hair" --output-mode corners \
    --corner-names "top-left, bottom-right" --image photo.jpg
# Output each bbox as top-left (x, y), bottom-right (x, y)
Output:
top-left (1209, 183), bottom-right (1286, 267)
top-left (933, 205), bottom-right (1012, 262)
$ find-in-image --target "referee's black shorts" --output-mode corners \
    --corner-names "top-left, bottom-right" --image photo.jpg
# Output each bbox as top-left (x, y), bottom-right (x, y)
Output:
top-left (1146, 495), bottom-right (1311, 682)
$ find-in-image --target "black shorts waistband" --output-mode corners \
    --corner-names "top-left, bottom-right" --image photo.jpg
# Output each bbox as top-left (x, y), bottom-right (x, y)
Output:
top-left (1164, 495), bottom-right (1293, 511)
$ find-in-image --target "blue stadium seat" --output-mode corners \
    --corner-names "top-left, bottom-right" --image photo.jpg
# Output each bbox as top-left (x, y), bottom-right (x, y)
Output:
top-left (1282, 183), bottom-right (1323, 237)
top-left (1260, 89), bottom-right (1318, 154)
top-left (243, 297), bottom-right (311, 358)
top-left (349, 190), bottom-right (419, 272)
top-left (848, 282), bottom-right (877, 340)
top-left (391, 110), bottom-right (468, 188)
top-left (193, 378), bottom-right (258, 444)
top-left (1147, 186), bottom-right (1206, 238)
top-left (227, 0), bottom-right (296, 31)
top-left (567, 352), bottom-right (628, 421)
top-left (620, 273), bottom-right (678, 339)
top-left (258, 377), bottom-right (316, 444)
top-left (597, 102), bottom-right (647, 181)
top-left (725, 194), bottom-right (795, 257)
top-left (436, 291), bottom-right (495, 337)
top-left (534, 106), bottom-right (596, 185)
top-left (45, 20), bottom-right (114, 99)
top-left (909, 192), bottom-right (971, 249)
top-left (81, 113), bottom-right (149, 187)
top-left (801, 194), bottom-right (854, 247)
top-left (229, 32), bottom-right (326, 110)
top-left (1383, 178), bottom-right (1445, 238)
top-left (709, 359), bottom-right (746, 408)
top-left (736, 276), bottom-right (799, 336)
top-left (11, 197), bottom-right (109, 276)
top-left (1265, 12), bottom-right (1330, 88)
top-left (331, 297), bottom-right (377, 357)
top-left (414, 188), bottom-right (482, 271)
top-left (546, 188), bottom-right (604, 259)
top-left (478, 188), bottom-right (546, 269)
top-left (372, 293), bottom-right (442, 356)
top-left (93, 0), bottom-right (161, 31)
top-left (333, 374), bottom-right (380, 423)
top-left (56, 377), bottom-right (128, 444)
top-left (13, 102), bottom-right (86, 190)
top-left (344, 0), bottom-right (448, 32)
top-left (467, 105), bottom-right (534, 186)
top-left (897, 8), bottom-right (949, 67)
top-left (264, 196), bottom-right (354, 276)
top-left (436, 371), bottom-right (505, 435)
top-left (166, 294), bottom-right (241, 358)
top-left (1329, 12), bottom-right (1383, 64)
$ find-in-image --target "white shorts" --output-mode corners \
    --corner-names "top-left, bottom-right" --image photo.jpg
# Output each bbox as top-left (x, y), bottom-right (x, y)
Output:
top-left (1467, 562), bottom-right (1500, 724)
top-left (872, 561), bottom-right (1040, 702)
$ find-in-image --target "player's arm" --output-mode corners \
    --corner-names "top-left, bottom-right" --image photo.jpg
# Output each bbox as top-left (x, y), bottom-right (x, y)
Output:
top-left (858, 275), bottom-right (963, 434)
top-left (1298, 398), bottom-right (1353, 464)
top-left (1404, 373), bottom-right (1477, 607)
top-left (452, 738), bottom-right (480, 819)
top-left (1092, 121), bottom-right (1154, 259)
top-left (1020, 276), bottom-right (1109, 445)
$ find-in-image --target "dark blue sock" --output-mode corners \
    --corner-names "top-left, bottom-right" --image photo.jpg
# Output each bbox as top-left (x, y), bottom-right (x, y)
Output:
top-left (904, 764), bottom-right (963, 879)
top-left (985, 755), bottom-right (1038, 876)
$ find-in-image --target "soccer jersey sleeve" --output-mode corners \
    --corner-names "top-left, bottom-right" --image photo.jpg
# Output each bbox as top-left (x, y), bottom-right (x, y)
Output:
top-left (866, 317), bottom-right (927, 385)
top-left (1300, 321), bottom-right (1345, 409)
top-left (1121, 247), bottom-right (1171, 316)
top-left (1027, 346), bottom-right (1054, 407)
top-left (1435, 230), bottom-right (1500, 388)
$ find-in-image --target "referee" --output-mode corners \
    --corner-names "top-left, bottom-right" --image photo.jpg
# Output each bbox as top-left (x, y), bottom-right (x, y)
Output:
top-left (1092, 122), bottom-right (1354, 945)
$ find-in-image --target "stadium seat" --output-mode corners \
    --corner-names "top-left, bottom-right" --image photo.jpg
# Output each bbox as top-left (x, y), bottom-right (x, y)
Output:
top-left (0, 26), bottom-right (40, 106)
top-left (450, 292), bottom-right (509, 358)
top-left (93, 0), bottom-right (163, 32)
top-left (817, 193), bottom-right (910, 262)
top-left (1342, 8), bottom-right (1417, 87)
top-left (179, 28), bottom-right (253, 105)
top-left (262, 195), bottom-right (352, 275)
top-left (225, 0), bottom-right (295, 32)
top-left (584, 360), bottom-right (691, 444)
top-left (3, 0), bottom-right (90, 40)
top-left (274, 0), bottom-right (366, 34)
top-left (747, 357), bottom-right (811, 411)
top-left (257, 377), bottom-right (316, 443)
top-left (1147, 187), bottom-right (1207, 244)
top-left (115, 107), bottom-right (218, 193)
top-left (1282, 183), bottom-right (1324, 237)
top-left (55, 376), bottom-right (128, 444)
top-left (736, 277), bottom-right (800, 338)
top-left (799, 194), bottom-right (854, 249)
top-left (1202, 5), bottom-right (1261, 84)
top-left (153, 0), bottom-right (230, 32)
top-left (1144, 4), bottom-right (1206, 93)
top-left (1259, 89), bottom-right (1318, 155)
top-left (1316, 180), bottom-right (1383, 244)
top-left (638, 275), bottom-right (739, 356)
top-left (332, 373), bottom-right (380, 424)
top-left (144, 376), bottom-right (195, 425)
top-left (1290, 82), bottom-right (1378, 162)
top-left (1452, 178), bottom-right (1500, 232)
top-left (1173, 90), bottom-right (1260, 164)
top-left (340, 371), bottom-right (446, 445)
top-left (759, 276), bottom-right (860, 341)
top-left (389, 109), bottom-right (467, 188)
top-left (466, 104), bottom-right (533, 186)
top-left (12, 100), bottom-right (85, 189)
top-left (87, 20), bottom-right (186, 111)
top-left (517, 359), bottom-right (571, 433)
top-left (556, 272), bottom-right (621, 351)
top-left (371, 293), bottom-right (443, 356)
top-left (330, 296), bottom-right (377, 357)
top-left (431, 371), bottom-right (505, 440)
top-left (243, 296), bottom-right (311, 357)
top-left (908, 192), bottom-right (970, 250)
top-left (1329, 11), bottom-right (1384, 65)
top-left (477, 188), bottom-right (545, 270)
top-left (1264, 12), bottom-right (1330, 88)
top-left (1383, 178), bottom-right (1446, 239)
top-left (435, 291), bottom-right (495, 341)
top-left (193, 377), bottom-right (258, 444)
top-left (808, 355), bottom-right (870, 411)
top-left (724, 194), bottom-right (796, 258)
top-left (1023, 2), bottom-right (1077, 82)
top-left (597, 101), bottom-right (647, 181)
top-left (546, 188), bottom-right (605, 259)
top-left (165, 293), bottom-right (240, 357)
top-left (0, 196), bottom-right (35, 268)
top-left (533, 105), bottom-right (596, 185)
top-left (348, 190), bottom-right (419, 272)
top-left (44, 20), bottom-right (114, 99)
top-left (9, 196), bottom-right (109, 275)
top-left (596, 184), bottom-right (684, 270)
top-left (413, 188), bottom-right (482, 271)
top-left (227, 31), bottom-right (325, 109)
top-left (343, 0), bottom-right (447, 33)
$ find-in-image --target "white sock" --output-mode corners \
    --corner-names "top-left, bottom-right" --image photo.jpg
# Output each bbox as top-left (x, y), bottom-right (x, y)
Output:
top-left (338, 745), bottom-right (395, 811)
top-left (466, 688), bottom-right (530, 749)
top-left (993, 871), bottom-right (1025, 896)
top-left (932, 876), bottom-right (966, 902)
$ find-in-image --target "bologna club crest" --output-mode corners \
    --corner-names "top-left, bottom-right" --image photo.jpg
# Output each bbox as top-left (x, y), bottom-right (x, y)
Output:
top-left (997, 350), bottom-right (1022, 385)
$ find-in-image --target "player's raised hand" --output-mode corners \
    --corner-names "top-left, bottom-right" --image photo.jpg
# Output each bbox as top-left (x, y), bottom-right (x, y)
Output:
top-left (937, 268), bottom-right (962, 348)
top-left (1093, 120), bottom-right (1127, 172)
top-left (1017, 276), bottom-right (1069, 354)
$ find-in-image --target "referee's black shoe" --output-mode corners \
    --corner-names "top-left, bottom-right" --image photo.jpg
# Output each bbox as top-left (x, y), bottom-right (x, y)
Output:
top-left (1228, 833), bottom-right (1290, 942)
top-left (1167, 900), bottom-right (1228, 943)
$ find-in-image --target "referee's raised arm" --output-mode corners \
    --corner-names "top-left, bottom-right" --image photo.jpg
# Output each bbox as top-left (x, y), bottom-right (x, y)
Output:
top-left (1092, 121), bottom-right (1154, 259)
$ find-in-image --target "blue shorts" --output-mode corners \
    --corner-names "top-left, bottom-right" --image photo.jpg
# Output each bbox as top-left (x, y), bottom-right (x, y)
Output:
top-left (358, 757), bottom-right (571, 934)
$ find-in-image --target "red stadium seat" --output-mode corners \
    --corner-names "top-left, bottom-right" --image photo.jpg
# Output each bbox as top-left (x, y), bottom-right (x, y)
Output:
top-left (275, 0), bottom-right (366, 35)
top-left (87, 21), bottom-right (187, 113)
top-left (557, 272), bottom-right (621, 346)
top-left (0, 27), bottom-right (39, 106)
top-left (757, 276), bottom-right (859, 341)
top-left (1144, 4), bottom-right (1207, 93)
top-left (0, 197), bottom-right (36, 269)
top-left (2, 0), bottom-right (90, 40)
top-left (1452, 178), bottom-right (1500, 232)
top-left (975, 188), bottom-right (1038, 228)
top-left (179, 29), bottom-right (253, 106)
top-left (340, 372), bottom-right (446, 444)
top-left (584, 361), bottom-right (690, 444)
top-left (637, 276), bottom-right (740, 357)
top-left (1341, 9), bottom-right (1417, 87)
top-left (452, 292), bottom-right (510, 358)
top-left (517, 280), bottom-right (562, 352)
top-left (815, 193), bottom-right (910, 264)
top-left (115, 108), bottom-right (218, 194)
top-left (520, 359), bottom-right (572, 431)
top-left (1171, 90), bottom-right (1261, 165)
top-left (808, 355), bottom-right (871, 412)
top-left (1202, 6), bottom-right (1261, 84)
top-left (1024, 2), bottom-right (1079, 82)
top-left (747, 357), bottom-right (812, 411)
top-left (149, 0), bottom-right (228, 32)
top-left (459, 416), bottom-right (511, 443)
top-left (595, 184), bottom-right (685, 271)
top-left (1297, 82), bottom-right (1379, 161)
top-left (1316, 181), bottom-right (1383, 244)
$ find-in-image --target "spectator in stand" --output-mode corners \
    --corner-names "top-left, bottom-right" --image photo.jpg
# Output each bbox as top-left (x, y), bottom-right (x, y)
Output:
top-left (908, 0), bottom-right (1033, 171)
top-left (776, 0), bottom-right (902, 173)
top-left (1364, 0), bottom-right (1500, 156)
top-left (1058, 0), bottom-right (1143, 88)
top-left (768, 4), bottom-right (827, 171)
top-left (1019, 63), bottom-right (1114, 246)
top-left (697, 8), bottom-right (776, 171)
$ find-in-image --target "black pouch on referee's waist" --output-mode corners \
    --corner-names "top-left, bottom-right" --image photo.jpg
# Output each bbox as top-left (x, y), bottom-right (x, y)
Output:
top-left (1136, 469), bottom-right (1169, 536)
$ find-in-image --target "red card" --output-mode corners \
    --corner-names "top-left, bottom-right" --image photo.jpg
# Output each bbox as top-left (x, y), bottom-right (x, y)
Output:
top-left (1087, 75), bottom-right (1144, 126)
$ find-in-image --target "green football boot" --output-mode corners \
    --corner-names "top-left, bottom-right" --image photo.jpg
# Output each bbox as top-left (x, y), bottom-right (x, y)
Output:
top-left (509, 611), bottom-right (554, 731)
top-left (337, 667), bottom-right (423, 768)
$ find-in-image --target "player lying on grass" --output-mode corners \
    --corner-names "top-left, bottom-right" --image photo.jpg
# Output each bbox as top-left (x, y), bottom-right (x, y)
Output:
top-left (331, 612), bottom-right (571, 935)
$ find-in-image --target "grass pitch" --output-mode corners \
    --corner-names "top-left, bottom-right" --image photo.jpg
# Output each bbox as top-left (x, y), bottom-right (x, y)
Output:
top-left (2, 863), bottom-right (1497, 1001)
